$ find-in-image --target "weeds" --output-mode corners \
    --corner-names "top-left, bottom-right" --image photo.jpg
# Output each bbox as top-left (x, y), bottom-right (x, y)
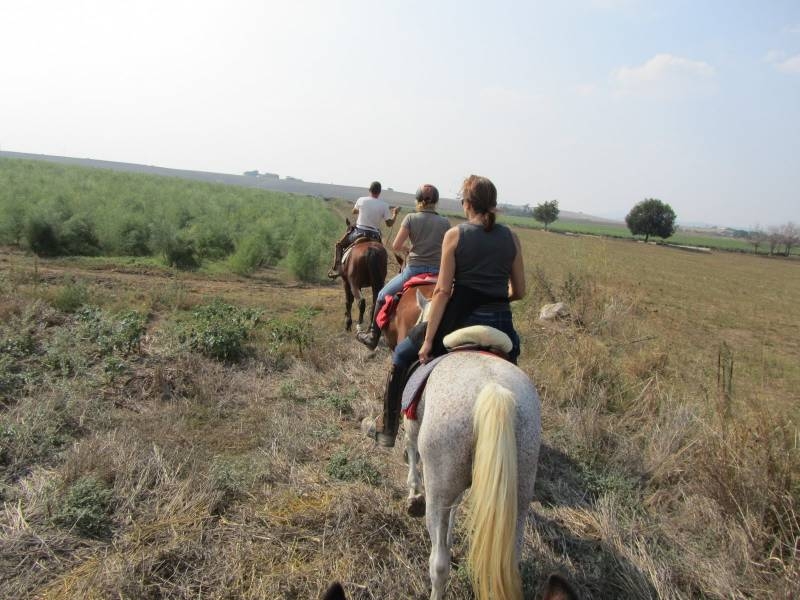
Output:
top-left (50, 278), bottom-right (89, 313)
top-left (266, 306), bottom-right (317, 357)
top-left (54, 476), bottom-right (114, 538)
top-left (326, 449), bottom-right (381, 485)
top-left (320, 390), bottom-right (355, 414)
top-left (180, 299), bottom-right (260, 361)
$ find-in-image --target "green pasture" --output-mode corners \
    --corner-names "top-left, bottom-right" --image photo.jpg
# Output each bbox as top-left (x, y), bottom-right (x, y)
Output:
top-left (488, 213), bottom-right (799, 255)
top-left (0, 157), bottom-right (341, 281)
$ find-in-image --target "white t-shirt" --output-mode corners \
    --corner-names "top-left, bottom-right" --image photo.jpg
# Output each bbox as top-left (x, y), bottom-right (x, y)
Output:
top-left (354, 196), bottom-right (391, 232)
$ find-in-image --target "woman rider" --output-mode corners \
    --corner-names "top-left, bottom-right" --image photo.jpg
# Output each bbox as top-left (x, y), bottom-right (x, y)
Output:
top-left (363, 174), bottom-right (526, 447)
top-left (356, 184), bottom-right (450, 350)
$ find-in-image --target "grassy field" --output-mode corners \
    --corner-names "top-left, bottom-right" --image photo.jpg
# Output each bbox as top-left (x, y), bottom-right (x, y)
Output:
top-left (1, 181), bottom-right (798, 598)
top-left (467, 212), bottom-right (800, 256)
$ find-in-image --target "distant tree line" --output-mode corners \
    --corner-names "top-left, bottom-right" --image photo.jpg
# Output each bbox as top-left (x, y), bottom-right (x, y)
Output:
top-left (746, 223), bottom-right (799, 256)
top-left (0, 158), bottom-right (341, 281)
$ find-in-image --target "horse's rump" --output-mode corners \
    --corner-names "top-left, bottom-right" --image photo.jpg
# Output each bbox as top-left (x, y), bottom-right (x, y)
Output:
top-left (342, 241), bottom-right (387, 290)
top-left (412, 351), bottom-right (541, 600)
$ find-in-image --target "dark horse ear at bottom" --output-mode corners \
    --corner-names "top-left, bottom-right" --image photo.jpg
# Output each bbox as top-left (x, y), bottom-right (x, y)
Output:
top-left (322, 581), bottom-right (346, 600)
top-left (542, 573), bottom-right (580, 600)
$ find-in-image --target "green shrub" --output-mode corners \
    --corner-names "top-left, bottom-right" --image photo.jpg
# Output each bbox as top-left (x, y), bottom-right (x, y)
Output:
top-left (112, 310), bottom-right (147, 354)
top-left (285, 234), bottom-right (326, 282)
top-left (0, 201), bottom-right (26, 246)
top-left (45, 328), bottom-right (89, 376)
top-left (75, 307), bottom-right (147, 356)
top-left (326, 450), bottom-right (381, 485)
top-left (0, 396), bottom-right (80, 475)
top-left (55, 476), bottom-right (114, 538)
top-left (0, 329), bottom-right (35, 357)
top-left (51, 279), bottom-right (89, 313)
top-left (116, 220), bottom-right (151, 256)
top-left (181, 299), bottom-right (261, 361)
top-left (228, 229), bottom-right (281, 275)
top-left (163, 235), bottom-right (200, 270)
top-left (25, 217), bottom-right (60, 256)
top-left (60, 215), bottom-right (101, 256)
top-left (321, 391), bottom-right (355, 414)
top-left (267, 307), bottom-right (316, 356)
top-left (0, 354), bottom-right (22, 401)
top-left (194, 226), bottom-right (235, 260)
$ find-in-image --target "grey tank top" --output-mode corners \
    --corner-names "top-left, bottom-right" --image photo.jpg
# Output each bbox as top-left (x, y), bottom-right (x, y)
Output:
top-left (454, 222), bottom-right (516, 299)
top-left (403, 211), bottom-right (451, 267)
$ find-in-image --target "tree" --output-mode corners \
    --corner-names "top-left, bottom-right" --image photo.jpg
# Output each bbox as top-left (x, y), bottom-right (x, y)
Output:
top-left (532, 200), bottom-right (560, 231)
top-left (747, 227), bottom-right (767, 254)
top-left (767, 226), bottom-right (782, 255)
top-left (779, 222), bottom-right (799, 256)
top-left (625, 198), bottom-right (676, 242)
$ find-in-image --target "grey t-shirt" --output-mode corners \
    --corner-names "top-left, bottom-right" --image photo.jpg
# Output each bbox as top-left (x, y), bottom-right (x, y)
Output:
top-left (402, 210), bottom-right (451, 268)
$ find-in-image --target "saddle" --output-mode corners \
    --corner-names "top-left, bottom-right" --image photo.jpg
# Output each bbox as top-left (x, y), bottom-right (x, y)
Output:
top-left (400, 326), bottom-right (513, 420)
top-left (341, 236), bottom-right (378, 264)
top-left (375, 273), bottom-right (438, 329)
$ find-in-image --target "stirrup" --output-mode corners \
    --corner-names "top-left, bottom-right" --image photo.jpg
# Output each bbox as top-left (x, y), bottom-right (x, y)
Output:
top-left (361, 417), bottom-right (395, 447)
top-left (356, 330), bottom-right (379, 350)
top-left (327, 267), bottom-right (340, 279)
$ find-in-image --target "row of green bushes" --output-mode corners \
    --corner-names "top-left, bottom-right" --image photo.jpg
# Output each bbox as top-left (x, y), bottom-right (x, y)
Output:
top-left (0, 159), bottom-right (341, 280)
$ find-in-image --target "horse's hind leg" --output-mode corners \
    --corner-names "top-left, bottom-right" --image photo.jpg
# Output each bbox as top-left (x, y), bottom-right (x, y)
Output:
top-left (343, 282), bottom-right (354, 331)
top-left (426, 498), bottom-right (454, 600)
top-left (405, 418), bottom-right (424, 517)
top-left (356, 298), bottom-right (366, 332)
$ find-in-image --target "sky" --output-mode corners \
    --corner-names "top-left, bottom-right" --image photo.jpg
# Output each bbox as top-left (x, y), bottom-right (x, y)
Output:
top-left (1, 1), bottom-right (798, 228)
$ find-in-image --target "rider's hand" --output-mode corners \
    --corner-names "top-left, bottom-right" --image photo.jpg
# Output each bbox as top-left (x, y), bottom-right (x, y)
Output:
top-left (418, 340), bottom-right (433, 364)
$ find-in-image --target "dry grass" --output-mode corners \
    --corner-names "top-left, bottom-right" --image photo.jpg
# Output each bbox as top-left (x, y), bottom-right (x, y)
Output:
top-left (1, 239), bottom-right (798, 599)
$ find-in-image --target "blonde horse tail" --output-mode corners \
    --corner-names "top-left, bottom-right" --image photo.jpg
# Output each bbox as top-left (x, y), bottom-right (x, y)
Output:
top-left (465, 382), bottom-right (522, 600)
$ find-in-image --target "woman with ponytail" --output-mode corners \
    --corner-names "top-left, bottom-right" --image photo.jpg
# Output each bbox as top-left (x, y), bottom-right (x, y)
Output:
top-left (363, 174), bottom-right (526, 447)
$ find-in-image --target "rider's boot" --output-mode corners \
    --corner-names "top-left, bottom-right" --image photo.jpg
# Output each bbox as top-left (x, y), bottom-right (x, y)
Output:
top-left (356, 325), bottom-right (381, 350)
top-left (327, 243), bottom-right (343, 279)
top-left (362, 365), bottom-right (404, 447)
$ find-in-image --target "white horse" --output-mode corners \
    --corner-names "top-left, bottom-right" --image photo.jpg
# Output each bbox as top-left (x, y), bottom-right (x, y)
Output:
top-left (403, 347), bottom-right (542, 600)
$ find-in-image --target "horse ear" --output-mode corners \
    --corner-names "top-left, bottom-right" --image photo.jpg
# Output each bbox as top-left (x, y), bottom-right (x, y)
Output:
top-left (346, 218), bottom-right (351, 227)
top-left (416, 289), bottom-right (430, 311)
top-left (541, 573), bottom-right (579, 600)
top-left (321, 581), bottom-right (347, 600)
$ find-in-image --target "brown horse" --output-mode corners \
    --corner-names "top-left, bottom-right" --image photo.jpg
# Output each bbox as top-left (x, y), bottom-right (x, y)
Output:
top-left (341, 240), bottom-right (387, 332)
top-left (382, 283), bottom-right (434, 350)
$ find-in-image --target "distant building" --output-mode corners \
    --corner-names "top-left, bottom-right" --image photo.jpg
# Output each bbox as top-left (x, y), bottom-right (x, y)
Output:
top-left (243, 170), bottom-right (259, 177)
top-left (259, 172), bottom-right (279, 179)
top-left (284, 176), bottom-right (303, 182)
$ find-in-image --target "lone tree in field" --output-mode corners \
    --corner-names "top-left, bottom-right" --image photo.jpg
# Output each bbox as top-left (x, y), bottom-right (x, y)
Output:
top-left (625, 198), bottom-right (676, 242)
top-left (533, 200), bottom-right (560, 231)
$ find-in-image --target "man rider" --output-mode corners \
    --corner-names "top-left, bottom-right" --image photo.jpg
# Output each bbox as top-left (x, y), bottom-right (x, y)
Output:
top-left (327, 181), bottom-right (399, 278)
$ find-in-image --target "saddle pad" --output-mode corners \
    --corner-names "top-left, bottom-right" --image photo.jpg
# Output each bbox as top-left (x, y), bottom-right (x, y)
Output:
top-left (341, 238), bottom-right (370, 265)
top-left (443, 325), bottom-right (512, 354)
top-left (375, 273), bottom-right (438, 330)
top-left (401, 354), bottom-right (451, 420)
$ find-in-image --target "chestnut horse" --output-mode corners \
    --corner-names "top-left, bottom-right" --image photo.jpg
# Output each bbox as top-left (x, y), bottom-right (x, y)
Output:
top-left (341, 240), bottom-right (387, 332)
top-left (382, 283), bottom-right (434, 350)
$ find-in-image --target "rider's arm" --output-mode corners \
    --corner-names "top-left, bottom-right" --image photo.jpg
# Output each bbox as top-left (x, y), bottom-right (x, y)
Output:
top-left (419, 227), bottom-right (458, 362)
top-left (384, 206), bottom-right (400, 227)
top-left (508, 231), bottom-right (526, 301)
top-left (392, 225), bottom-right (410, 255)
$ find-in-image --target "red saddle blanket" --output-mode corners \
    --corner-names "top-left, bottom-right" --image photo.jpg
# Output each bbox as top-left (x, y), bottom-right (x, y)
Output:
top-left (375, 273), bottom-right (437, 329)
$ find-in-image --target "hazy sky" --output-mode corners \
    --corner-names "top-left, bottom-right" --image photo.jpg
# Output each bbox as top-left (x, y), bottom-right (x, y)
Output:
top-left (2, 1), bottom-right (798, 227)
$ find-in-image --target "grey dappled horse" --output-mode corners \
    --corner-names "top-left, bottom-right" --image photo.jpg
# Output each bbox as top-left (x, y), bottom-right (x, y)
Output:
top-left (404, 350), bottom-right (542, 600)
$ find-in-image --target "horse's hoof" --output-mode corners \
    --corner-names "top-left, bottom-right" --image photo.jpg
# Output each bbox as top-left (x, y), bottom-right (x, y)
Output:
top-left (407, 494), bottom-right (425, 517)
